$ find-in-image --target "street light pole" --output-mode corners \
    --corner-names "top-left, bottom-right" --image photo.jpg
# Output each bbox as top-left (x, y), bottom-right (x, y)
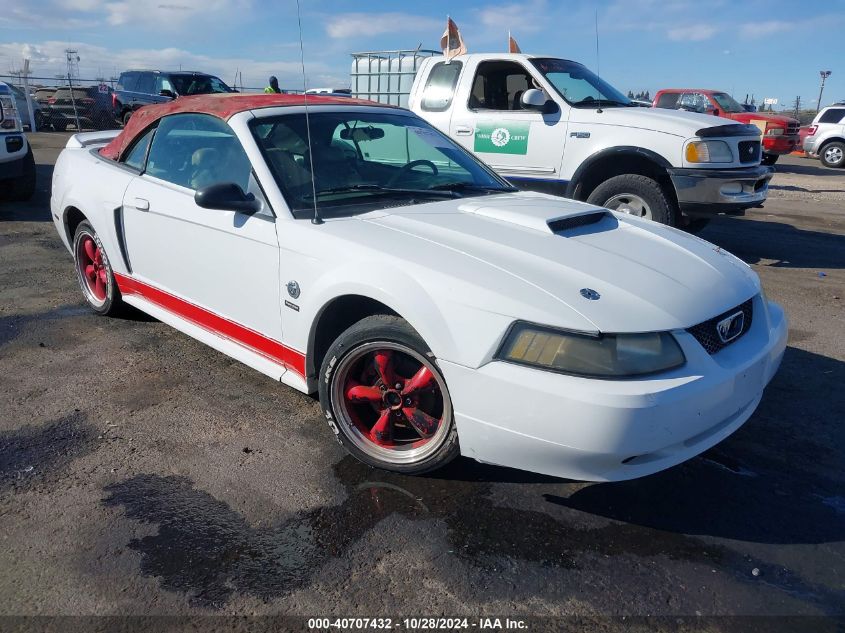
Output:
top-left (817, 70), bottom-right (832, 112)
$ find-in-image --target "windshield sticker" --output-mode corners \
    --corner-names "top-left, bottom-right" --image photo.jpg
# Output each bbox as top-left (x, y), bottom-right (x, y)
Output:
top-left (409, 126), bottom-right (453, 149)
top-left (474, 123), bottom-right (529, 154)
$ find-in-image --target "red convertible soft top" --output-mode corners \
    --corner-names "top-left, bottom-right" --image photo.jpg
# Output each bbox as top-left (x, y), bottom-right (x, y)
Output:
top-left (99, 93), bottom-right (389, 161)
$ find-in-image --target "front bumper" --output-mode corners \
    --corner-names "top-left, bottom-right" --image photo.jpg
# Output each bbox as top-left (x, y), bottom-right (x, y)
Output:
top-left (441, 296), bottom-right (787, 482)
top-left (762, 135), bottom-right (800, 154)
top-left (668, 165), bottom-right (773, 217)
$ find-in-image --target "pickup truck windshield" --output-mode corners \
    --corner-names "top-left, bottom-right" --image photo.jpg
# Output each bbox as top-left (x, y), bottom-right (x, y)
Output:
top-left (711, 92), bottom-right (745, 114)
top-left (251, 111), bottom-right (514, 219)
top-left (530, 58), bottom-right (632, 108)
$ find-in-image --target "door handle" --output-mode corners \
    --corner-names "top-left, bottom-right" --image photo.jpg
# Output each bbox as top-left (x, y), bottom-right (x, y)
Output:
top-left (133, 197), bottom-right (149, 211)
top-left (454, 125), bottom-right (474, 136)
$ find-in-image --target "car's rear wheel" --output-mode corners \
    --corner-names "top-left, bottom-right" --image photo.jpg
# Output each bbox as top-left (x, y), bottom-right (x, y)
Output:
top-left (820, 141), bottom-right (845, 168)
top-left (318, 315), bottom-right (459, 474)
top-left (73, 221), bottom-right (122, 316)
top-left (761, 153), bottom-right (779, 166)
top-left (587, 174), bottom-right (675, 225)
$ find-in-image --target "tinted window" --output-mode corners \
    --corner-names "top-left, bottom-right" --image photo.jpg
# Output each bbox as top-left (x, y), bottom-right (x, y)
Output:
top-left (677, 92), bottom-right (710, 113)
top-left (169, 74), bottom-right (232, 96)
top-left (122, 126), bottom-right (156, 171)
top-left (530, 58), bottom-right (631, 107)
top-left (155, 75), bottom-right (175, 95)
top-left (252, 111), bottom-right (511, 219)
top-left (145, 113), bottom-right (251, 191)
top-left (819, 108), bottom-right (845, 124)
top-left (135, 73), bottom-right (156, 95)
top-left (469, 61), bottom-right (533, 111)
top-left (118, 72), bottom-right (139, 92)
top-left (655, 93), bottom-right (680, 109)
top-left (421, 61), bottom-right (462, 112)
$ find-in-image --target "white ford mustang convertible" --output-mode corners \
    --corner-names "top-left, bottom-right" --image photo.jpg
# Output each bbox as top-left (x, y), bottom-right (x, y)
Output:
top-left (50, 94), bottom-right (787, 481)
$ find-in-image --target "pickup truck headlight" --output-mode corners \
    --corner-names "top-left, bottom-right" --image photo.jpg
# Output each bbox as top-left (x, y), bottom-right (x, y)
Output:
top-left (685, 140), bottom-right (732, 163)
top-left (0, 96), bottom-right (21, 132)
top-left (497, 322), bottom-right (686, 377)
top-left (765, 127), bottom-right (785, 136)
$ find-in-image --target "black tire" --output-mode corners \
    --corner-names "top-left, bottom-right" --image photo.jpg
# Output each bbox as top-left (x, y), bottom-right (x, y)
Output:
top-left (761, 153), bottom-right (779, 166)
top-left (819, 141), bottom-right (845, 168)
top-left (8, 146), bottom-right (36, 201)
top-left (72, 220), bottom-right (123, 316)
top-left (318, 314), bottom-right (460, 475)
top-left (587, 173), bottom-right (675, 226)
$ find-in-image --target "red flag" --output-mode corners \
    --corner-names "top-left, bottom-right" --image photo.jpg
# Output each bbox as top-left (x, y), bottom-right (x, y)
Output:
top-left (440, 17), bottom-right (467, 60)
top-left (508, 32), bottom-right (521, 53)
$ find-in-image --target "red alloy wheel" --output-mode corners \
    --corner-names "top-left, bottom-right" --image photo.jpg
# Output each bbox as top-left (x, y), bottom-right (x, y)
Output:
top-left (77, 234), bottom-right (108, 303)
top-left (333, 342), bottom-right (451, 464)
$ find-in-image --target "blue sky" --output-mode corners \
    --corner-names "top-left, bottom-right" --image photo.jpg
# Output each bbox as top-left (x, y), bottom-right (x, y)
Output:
top-left (2, 0), bottom-right (843, 109)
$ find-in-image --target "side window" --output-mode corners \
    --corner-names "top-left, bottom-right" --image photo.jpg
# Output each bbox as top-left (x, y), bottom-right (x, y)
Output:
top-left (118, 72), bottom-right (138, 92)
top-left (678, 92), bottom-right (708, 113)
top-left (469, 61), bottom-right (535, 111)
top-left (420, 62), bottom-right (462, 112)
top-left (135, 73), bottom-right (156, 95)
top-left (122, 126), bottom-right (156, 171)
top-left (819, 108), bottom-right (845, 124)
top-left (145, 113), bottom-right (251, 192)
top-left (155, 75), bottom-right (174, 95)
top-left (655, 93), bottom-right (680, 109)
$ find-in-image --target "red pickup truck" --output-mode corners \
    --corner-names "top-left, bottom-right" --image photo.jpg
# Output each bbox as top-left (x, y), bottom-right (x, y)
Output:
top-left (653, 89), bottom-right (800, 165)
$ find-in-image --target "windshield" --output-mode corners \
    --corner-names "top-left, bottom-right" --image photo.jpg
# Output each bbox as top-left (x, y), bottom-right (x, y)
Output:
top-left (251, 111), bottom-right (514, 219)
top-left (711, 92), bottom-right (745, 114)
top-left (530, 58), bottom-right (631, 107)
top-left (170, 74), bottom-right (233, 96)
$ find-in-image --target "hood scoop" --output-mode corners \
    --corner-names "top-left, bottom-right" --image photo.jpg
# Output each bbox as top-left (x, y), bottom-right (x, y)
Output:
top-left (458, 198), bottom-right (611, 235)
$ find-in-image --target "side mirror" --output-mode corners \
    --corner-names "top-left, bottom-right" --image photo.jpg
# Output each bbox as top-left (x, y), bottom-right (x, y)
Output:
top-left (521, 89), bottom-right (547, 110)
top-left (159, 89), bottom-right (176, 99)
top-left (194, 182), bottom-right (261, 214)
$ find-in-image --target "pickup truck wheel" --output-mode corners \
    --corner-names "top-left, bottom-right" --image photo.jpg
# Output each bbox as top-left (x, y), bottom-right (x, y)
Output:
top-left (7, 147), bottom-right (36, 201)
top-left (72, 221), bottom-right (122, 316)
top-left (761, 153), bottom-right (779, 166)
top-left (587, 174), bottom-right (674, 225)
top-left (820, 142), bottom-right (845, 168)
top-left (319, 315), bottom-right (459, 475)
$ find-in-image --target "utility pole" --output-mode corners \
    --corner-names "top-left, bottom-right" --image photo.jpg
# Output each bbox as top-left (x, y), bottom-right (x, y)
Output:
top-left (817, 70), bottom-right (832, 112)
top-left (793, 95), bottom-right (801, 119)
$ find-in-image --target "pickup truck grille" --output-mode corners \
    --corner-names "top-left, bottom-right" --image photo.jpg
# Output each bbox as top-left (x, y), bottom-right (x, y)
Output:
top-left (786, 121), bottom-right (800, 135)
top-left (686, 299), bottom-right (753, 354)
top-left (738, 140), bottom-right (761, 163)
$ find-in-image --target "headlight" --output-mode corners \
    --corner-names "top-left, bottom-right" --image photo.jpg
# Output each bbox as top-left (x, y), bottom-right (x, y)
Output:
top-left (497, 322), bottom-right (686, 377)
top-left (0, 96), bottom-right (21, 132)
top-left (766, 127), bottom-right (785, 136)
top-left (685, 140), bottom-right (732, 163)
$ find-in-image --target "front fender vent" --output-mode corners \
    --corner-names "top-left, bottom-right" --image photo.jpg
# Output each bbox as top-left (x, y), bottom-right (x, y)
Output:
top-left (548, 211), bottom-right (608, 233)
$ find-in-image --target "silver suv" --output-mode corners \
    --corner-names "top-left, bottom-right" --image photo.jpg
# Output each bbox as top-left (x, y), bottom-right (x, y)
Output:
top-left (803, 104), bottom-right (845, 168)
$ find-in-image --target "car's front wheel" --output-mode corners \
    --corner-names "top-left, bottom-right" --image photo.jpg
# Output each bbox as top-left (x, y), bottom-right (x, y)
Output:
top-left (820, 141), bottom-right (845, 168)
top-left (318, 315), bottom-right (459, 474)
top-left (72, 220), bottom-right (122, 316)
top-left (587, 174), bottom-right (675, 225)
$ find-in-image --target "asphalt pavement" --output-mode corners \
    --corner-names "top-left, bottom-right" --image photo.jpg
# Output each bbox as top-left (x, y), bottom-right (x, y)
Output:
top-left (1, 134), bottom-right (843, 630)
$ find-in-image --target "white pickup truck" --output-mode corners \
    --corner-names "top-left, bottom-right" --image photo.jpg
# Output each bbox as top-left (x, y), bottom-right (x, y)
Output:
top-left (0, 81), bottom-right (36, 201)
top-left (352, 51), bottom-right (773, 230)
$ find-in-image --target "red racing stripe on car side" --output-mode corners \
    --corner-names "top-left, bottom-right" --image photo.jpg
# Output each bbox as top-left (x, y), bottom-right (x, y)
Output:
top-left (114, 273), bottom-right (306, 377)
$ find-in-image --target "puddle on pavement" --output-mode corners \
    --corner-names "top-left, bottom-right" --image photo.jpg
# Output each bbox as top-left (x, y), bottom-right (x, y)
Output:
top-left (102, 455), bottom-right (845, 610)
top-left (0, 412), bottom-right (97, 493)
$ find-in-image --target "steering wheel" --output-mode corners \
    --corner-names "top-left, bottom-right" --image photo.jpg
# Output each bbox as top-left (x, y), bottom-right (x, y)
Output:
top-left (387, 159), bottom-right (438, 186)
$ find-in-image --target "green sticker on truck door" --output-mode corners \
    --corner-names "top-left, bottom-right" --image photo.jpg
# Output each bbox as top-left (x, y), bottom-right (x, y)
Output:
top-left (474, 123), bottom-right (529, 154)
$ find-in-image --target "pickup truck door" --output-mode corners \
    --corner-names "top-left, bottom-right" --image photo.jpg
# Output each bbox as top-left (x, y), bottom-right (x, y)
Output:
top-left (120, 113), bottom-right (283, 344)
top-left (447, 58), bottom-right (567, 188)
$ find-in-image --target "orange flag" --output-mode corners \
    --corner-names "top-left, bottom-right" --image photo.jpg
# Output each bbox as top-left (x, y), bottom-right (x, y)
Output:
top-left (508, 32), bottom-right (521, 53)
top-left (440, 17), bottom-right (467, 60)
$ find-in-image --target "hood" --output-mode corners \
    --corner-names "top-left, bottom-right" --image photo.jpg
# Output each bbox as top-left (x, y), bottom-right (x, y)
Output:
top-left (358, 192), bottom-right (759, 333)
top-left (724, 112), bottom-right (799, 127)
top-left (569, 106), bottom-right (743, 138)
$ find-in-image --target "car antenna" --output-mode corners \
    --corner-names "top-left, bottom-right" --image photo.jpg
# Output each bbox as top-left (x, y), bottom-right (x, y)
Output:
top-left (296, 0), bottom-right (322, 225)
top-left (594, 9), bottom-right (602, 114)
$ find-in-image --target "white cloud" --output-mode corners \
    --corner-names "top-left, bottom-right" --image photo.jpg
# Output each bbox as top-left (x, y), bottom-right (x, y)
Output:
top-left (738, 20), bottom-right (793, 38)
top-left (325, 12), bottom-right (442, 39)
top-left (477, 0), bottom-right (548, 34)
top-left (666, 24), bottom-right (717, 41)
